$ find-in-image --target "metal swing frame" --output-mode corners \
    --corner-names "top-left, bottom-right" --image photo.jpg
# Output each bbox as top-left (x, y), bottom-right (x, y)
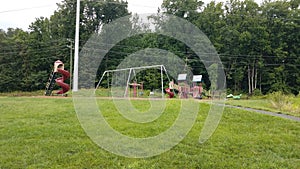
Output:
top-left (95, 65), bottom-right (171, 98)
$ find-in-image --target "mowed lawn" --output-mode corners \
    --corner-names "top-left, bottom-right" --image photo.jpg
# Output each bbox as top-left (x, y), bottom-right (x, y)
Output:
top-left (0, 97), bottom-right (299, 168)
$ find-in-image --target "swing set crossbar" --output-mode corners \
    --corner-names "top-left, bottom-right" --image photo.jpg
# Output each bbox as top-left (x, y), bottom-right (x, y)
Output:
top-left (102, 65), bottom-right (167, 73)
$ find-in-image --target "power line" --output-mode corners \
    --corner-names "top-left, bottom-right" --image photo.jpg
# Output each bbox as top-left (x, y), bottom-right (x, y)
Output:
top-left (0, 42), bottom-right (299, 61)
top-left (0, 4), bottom-right (57, 14)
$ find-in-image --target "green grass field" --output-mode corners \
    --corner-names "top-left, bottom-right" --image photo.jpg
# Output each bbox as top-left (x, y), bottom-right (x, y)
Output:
top-left (0, 97), bottom-right (299, 168)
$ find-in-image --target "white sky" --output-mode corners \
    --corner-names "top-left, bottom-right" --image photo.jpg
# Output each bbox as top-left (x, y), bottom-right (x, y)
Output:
top-left (0, 0), bottom-right (263, 31)
top-left (0, 0), bottom-right (62, 31)
top-left (0, 0), bottom-right (164, 31)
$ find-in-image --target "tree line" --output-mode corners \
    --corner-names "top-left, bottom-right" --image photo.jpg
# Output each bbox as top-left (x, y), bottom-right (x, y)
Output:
top-left (0, 0), bottom-right (299, 95)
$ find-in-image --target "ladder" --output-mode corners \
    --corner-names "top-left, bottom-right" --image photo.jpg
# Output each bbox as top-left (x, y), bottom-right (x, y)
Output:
top-left (45, 71), bottom-right (57, 96)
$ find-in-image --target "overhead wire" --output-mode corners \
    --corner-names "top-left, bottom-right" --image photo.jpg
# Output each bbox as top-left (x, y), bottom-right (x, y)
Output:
top-left (1, 35), bottom-right (299, 61)
top-left (0, 4), bottom-right (58, 14)
top-left (0, 36), bottom-right (299, 61)
top-left (0, 33), bottom-right (298, 59)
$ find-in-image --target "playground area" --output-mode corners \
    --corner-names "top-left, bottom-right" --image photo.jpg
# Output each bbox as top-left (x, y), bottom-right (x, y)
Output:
top-left (94, 65), bottom-right (207, 100)
top-left (43, 62), bottom-right (209, 100)
top-left (43, 61), bottom-right (243, 103)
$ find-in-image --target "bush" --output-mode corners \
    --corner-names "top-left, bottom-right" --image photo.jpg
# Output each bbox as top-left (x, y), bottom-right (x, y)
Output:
top-left (268, 91), bottom-right (291, 110)
top-left (252, 89), bottom-right (263, 96)
top-left (226, 88), bottom-right (233, 95)
top-left (268, 91), bottom-right (300, 114)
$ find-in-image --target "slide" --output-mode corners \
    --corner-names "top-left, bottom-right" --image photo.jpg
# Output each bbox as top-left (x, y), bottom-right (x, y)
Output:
top-left (55, 68), bottom-right (70, 94)
top-left (165, 88), bottom-right (174, 98)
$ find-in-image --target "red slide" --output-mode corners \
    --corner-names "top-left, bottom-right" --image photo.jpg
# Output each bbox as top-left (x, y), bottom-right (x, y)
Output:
top-left (55, 68), bottom-right (70, 94)
top-left (165, 88), bottom-right (174, 98)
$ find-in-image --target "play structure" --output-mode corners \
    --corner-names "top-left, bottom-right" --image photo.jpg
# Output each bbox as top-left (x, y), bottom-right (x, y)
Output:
top-left (192, 75), bottom-right (203, 99)
top-left (45, 60), bottom-right (70, 96)
top-left (166, 74), bottom-right (189, 99)
top-left (96, 65), bottom-right (170, 98)
top-left (165, 87), bottom-right (174, 98)
top-left (128, 81), bottom-right (144, 97)
top-left (166, 74), bottom-right (203, 99)
top-left (178, 74), bottom-right (190, 99)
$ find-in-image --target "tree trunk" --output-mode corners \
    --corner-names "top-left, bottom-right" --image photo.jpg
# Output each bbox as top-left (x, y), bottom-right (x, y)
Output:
top-left (259, 72), bottom-right (262, 93)
top-left (251, 66), bottom-right (255, 94)
top-left (248, 65), bottom-right (251, 95)
top-left (254, 67), bottom-right (258, 90)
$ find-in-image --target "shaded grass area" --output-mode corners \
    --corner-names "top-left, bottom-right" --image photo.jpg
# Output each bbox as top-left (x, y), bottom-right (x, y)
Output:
top-left (0, 97), bottom-right (299, 168)
top-left (226, 98), bottom-right (300, 117)
top-left (0, 91), bottom-right (45, 97)
top-left (0, 90), bottom-right (72, 97)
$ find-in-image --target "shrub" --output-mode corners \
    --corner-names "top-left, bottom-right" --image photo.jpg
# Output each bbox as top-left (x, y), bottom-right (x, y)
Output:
top-left (268, 91), bottom-right (290, 110)
top-left (252, 89), bottom-right (263, 96)
top-left (268, 91), bottom-right (300, 114)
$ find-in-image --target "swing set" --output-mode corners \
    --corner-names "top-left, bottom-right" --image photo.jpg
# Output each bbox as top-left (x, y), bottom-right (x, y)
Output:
top-left (95, 65), bottom-right (171, 98)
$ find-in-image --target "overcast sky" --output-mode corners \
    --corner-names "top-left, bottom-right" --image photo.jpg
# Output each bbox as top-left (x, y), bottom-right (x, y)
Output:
top-left (0, 0), bottom-right (165, 31)
top-left (0, 0), bottom-right (61, 31)
top-left (0, 0), bottom-right (262, 31)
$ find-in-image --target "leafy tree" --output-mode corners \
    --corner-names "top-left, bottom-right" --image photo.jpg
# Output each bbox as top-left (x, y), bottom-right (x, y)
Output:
top-left (0, 0), bottom-right (299, 96)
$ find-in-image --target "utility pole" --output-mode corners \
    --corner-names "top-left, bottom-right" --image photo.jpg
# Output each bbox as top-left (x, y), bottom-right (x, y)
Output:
top-left (73, 0), bottom-right (80, 91)
top-left (67, 39), bottom-right (74, 91)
